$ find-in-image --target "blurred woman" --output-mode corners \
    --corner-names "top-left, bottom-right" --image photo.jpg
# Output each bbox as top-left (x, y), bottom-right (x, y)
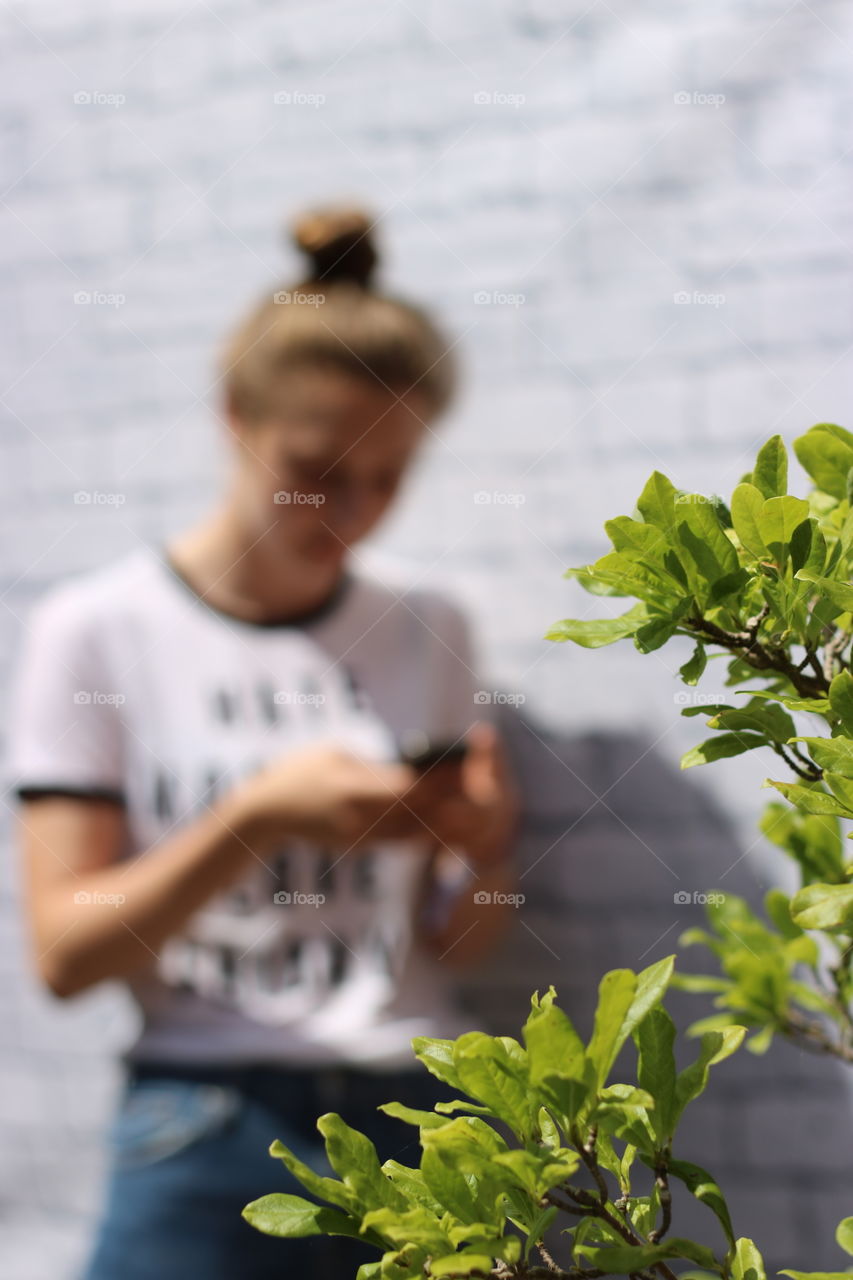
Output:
top-left (7, 205), bottom-right (520, 1279)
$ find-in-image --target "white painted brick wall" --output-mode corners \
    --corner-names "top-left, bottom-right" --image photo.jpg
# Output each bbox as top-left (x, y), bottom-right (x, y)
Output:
top-left (2, 2), bottom-right (852, 1275)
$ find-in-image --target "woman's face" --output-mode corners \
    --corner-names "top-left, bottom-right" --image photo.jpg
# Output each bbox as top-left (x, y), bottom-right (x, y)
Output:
top-left (228, 365), bottom-right (430, 574)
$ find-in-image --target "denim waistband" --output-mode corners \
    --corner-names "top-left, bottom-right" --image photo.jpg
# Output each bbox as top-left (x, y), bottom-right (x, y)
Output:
top-left (121, 1057), bottom-right (427, 1114)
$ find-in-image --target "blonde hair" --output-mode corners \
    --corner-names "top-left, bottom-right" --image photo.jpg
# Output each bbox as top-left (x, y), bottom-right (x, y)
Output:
top-left (219, 205), bottom-right (458, 422)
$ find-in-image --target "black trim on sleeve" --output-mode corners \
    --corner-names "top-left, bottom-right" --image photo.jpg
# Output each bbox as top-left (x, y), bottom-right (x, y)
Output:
top-left (14, 784), bottom-right (127, 805)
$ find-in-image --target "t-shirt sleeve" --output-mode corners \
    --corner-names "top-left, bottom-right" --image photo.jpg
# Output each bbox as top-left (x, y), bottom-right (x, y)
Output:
top-left (4, 588), bottom-right (126, 803)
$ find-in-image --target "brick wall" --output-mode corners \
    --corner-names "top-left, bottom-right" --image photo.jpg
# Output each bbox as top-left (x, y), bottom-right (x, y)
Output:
top-left (1, 2), bottom-right (852, 1275)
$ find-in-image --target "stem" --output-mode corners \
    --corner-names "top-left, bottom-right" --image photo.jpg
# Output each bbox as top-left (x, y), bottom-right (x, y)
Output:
top-left (783, 1010), bottom-right (853, 1064)
top-left (647, 1163), bottom-right (672, 1244)
top-left (683, 615), bottom-right (828, 699)
top-left (772, 741), bottom-right (822, 782)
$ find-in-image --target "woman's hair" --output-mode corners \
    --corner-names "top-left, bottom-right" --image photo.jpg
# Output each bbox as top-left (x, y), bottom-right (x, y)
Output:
top-left (219, 205), bottom-right (458, 422)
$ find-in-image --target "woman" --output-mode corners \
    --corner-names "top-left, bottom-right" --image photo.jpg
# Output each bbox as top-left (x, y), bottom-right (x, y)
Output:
top-left (7, 205), bottom-right (520, 1279)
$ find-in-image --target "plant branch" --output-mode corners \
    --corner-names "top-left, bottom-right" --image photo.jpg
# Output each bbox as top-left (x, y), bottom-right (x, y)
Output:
top-left (683, 614), bottom-right (828, 699)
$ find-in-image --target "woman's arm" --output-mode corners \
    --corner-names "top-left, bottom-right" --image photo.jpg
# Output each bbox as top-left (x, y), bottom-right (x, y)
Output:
top-left (19, 745), bottom-right (434, 999)
top-left (416, 721), bottom-right (523, 968)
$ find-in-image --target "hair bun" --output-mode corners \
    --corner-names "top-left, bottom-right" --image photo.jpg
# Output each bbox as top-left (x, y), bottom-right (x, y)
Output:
top-left (289, 205), bottom-right (378, 287)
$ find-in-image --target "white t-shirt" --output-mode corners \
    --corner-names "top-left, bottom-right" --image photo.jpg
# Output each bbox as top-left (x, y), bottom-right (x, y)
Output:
top-left (5, 545), bottom-right (487, 1070)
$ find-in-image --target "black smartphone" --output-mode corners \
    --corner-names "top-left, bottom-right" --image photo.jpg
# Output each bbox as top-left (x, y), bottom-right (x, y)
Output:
top-left (398, 734), bottom-right (469, 771)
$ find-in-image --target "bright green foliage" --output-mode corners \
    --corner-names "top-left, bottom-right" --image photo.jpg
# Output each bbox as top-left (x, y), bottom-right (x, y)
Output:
top-left (548, 427), bottom-right (853, 1067)
top-left (244, 959), bottom-right (761, 1277)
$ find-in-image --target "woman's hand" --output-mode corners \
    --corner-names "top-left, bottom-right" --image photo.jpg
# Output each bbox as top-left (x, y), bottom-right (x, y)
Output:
top-left (420, 721), bottom-right (521, 867)
top-left (227, 743), bottom-right (439, 852)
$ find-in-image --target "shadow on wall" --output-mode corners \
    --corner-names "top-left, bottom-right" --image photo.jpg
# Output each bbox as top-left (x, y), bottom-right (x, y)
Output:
top-left (453, 703), bottom-right (853, 1274)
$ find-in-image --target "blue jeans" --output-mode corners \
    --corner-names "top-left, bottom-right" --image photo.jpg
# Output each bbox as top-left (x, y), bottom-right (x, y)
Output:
top-left (79, 1058), bottom-right (455, 1280)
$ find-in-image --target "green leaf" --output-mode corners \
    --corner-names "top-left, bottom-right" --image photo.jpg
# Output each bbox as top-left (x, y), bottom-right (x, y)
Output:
top-left (451, 1033), bottom-right (531, 1138)
top-left (790, 883), bottom-right (853, 930)
top-left (837, 1216), bottom-right (853, 1256)
top-left (587, 968), bottom-right (638, 1087)
top-left (756, 496), bottom-right (810, 568)
top-left (636, 470), bottom-right (678, 535)
top-left (268, 1138), bottom-right (357, 1212)
top-left (730, 1236), bottom-right (767, 1280)
top-left (789, 736), bottom-right (853, 778)
top-left (593, 1238), bottom-right (719, 1272)
top-left (707, 701), bottom-right (795, 744)
top-left (681, 733), bottom-right (766, 769)
top-left (241, 1193), bottom-right (365, 1240)
top-left (779, 1273), bottom-right (853, 1279)
top-left (829, 670), bottom-right (853, 733)
top-left (634, 1008), bottom-right (676, 1143)
top-left (317, 1114), bottom-right (406, 1213)
top-left (752, 435), bottom-right (788, 499)
top-left (377, 1103), bottom-right (452, 1130)
top-left (793, 422), bottom-right (853, 501)
top-left (765, 779), bottom-right (853, 818)
top-left (428, 1254), bottom-right (494, 1277)
top-left (741, 689), bottom-right (831, 714)
top-left (545, 602), bottom-right (649, 647)
top-left (680, 641), bottom-right (707, 685)
top-left (413, 1039), bottom-right (463, 1091)
top-left (674, 1027), bottom-right (746, 1124)
top-left (675, 499), bottom-right (739, 585)
top-left (664, 1157), bottom-right (735, 1247)
top-left (523, 986), bottom-right (585, 1084)
top-left (794, 570), bottom-right (853, 616)
top-left (730, 483), bottom-right (767, 557)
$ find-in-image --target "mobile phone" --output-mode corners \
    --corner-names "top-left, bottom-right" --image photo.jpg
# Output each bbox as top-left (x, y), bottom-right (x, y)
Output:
top-left (398, 734), bottom-right (469, 771)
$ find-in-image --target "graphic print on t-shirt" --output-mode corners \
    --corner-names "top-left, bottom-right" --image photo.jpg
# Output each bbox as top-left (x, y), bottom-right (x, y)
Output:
top-left (152, 645), bottom-right (429, 1034)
